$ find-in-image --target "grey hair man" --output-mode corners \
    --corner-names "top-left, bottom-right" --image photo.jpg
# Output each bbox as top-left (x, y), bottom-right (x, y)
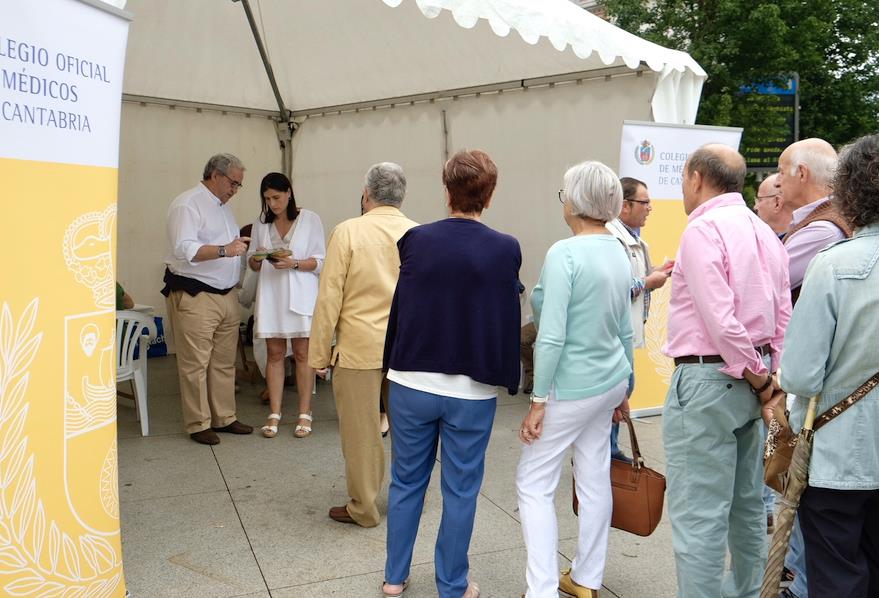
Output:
top-left (776, 138), bottom-right (852, 298)
top-left (753, 173), bottom-right (793, 237)
top-left (163, 153), bottom-right (253, 445)
top-left (309, 162), bottom-right (418, 527)
top-left (775, 141), bottom-right (853, 598)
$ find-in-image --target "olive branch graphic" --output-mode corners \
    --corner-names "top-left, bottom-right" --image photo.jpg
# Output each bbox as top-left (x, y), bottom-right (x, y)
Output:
top-left (644, 285), bottom-right (675, 385)
top-left (0, 299), bottom-right (123, 597)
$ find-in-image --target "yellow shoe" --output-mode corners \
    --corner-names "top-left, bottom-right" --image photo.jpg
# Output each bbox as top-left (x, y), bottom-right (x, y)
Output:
top-left (559, 569), bottom-right (599, 598)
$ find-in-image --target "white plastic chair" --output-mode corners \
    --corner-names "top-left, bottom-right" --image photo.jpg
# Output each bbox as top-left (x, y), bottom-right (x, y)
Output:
top-left (116, 310), bottom-right (157, 436)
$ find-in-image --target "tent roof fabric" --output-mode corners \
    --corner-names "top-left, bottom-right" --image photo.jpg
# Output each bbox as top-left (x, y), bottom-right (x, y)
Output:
top-left (386, 0), bottom-right (704, 75)
top-left (121, 0), bottom-right (705, 123)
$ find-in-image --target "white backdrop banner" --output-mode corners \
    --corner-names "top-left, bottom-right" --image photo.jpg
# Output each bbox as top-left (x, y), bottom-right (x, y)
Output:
top-left (619, 120), bottom-right (742, 200)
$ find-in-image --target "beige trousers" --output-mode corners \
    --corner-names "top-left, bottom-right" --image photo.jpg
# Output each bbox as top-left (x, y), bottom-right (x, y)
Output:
top-left (166, 289), bottom-right (240, 433)
top-left (520, 321), bottom-right (537, 385)
top-left (332, 366), bottom-right (385, 527)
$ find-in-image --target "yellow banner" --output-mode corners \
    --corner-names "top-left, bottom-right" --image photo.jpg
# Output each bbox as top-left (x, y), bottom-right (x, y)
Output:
top-left (1, 0), bottom-right (130, 594)
top-left (0, 158), bottom-right (124, 595)
top-left (630, 200), bottom-right (687, 413)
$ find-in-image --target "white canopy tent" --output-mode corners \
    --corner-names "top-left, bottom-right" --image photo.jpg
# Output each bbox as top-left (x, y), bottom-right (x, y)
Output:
top-left (114, 0), bottom-right (705, 341)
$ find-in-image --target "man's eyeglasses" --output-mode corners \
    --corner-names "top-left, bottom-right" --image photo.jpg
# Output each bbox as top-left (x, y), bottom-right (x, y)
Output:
top-left (222, 173), bottom-right (243, 190)
top-left (756, 194), bottom-right (778, 202)
top-left (627, 199), bottom-right (651, 206)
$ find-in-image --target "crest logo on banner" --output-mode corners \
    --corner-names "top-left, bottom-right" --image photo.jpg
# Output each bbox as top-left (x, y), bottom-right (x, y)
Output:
top-left (635, 140), bottom-right (655, 165)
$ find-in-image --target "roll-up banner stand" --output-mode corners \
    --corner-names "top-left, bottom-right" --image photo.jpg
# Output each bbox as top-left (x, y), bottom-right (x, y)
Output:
top-left (619, 121), bottom-right (743, 416)
top-left (0, 0), bottom-right (131, 595)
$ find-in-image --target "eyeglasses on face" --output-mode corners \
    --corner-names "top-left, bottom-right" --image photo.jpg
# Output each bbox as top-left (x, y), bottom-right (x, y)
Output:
top-left (627, 199), bottom-right (651, 205)
top-left (222, 172), bottom-right (243, 190)
top-left (558, 190), bottom-right (565, 204)
top-left (756, 194), bottom-right (778, 202)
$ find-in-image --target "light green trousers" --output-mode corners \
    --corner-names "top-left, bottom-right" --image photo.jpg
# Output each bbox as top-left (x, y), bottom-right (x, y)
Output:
top-left (662, 362), bottom-right (767, 598)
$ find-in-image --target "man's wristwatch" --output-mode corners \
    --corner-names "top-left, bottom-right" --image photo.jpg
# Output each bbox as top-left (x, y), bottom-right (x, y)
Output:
top-left (750, 375), bottom-right (773, 396)
top-left (530, 395), bottom-right (548, 405)
top-left (218, 245), bottom-right (226, 258)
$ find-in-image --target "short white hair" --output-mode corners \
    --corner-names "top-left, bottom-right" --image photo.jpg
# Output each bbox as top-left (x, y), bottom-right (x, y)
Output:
top-left (365, 162), bottom-right (406, 207)
top-left (787, 141), bottom-right (837, 186)
top-left (563, 161), bottom-right (622, 222)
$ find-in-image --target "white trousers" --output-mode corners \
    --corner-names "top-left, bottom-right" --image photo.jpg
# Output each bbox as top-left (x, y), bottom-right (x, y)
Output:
top-left (516, 380), bottom-right (626, 597)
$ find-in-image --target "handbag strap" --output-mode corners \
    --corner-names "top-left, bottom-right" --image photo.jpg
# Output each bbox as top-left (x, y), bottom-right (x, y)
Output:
top-left (813, 370), bottom-right (879, 431)
top-left (620, 414), bottom-right (646, 468)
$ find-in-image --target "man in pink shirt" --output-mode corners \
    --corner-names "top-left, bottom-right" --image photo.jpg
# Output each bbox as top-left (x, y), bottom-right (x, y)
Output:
top-left (662, 144), bottom-right (792, 598)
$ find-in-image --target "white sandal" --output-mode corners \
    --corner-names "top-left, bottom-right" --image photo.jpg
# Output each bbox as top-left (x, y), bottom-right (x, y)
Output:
top-left (261, 413), bottom-right (281, 438)
top-left (293, 412), bottom-right (313, 438)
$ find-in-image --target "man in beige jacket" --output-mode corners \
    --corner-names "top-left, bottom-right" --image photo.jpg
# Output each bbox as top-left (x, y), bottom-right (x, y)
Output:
top-left (309, 162), bottom-right (418, 527)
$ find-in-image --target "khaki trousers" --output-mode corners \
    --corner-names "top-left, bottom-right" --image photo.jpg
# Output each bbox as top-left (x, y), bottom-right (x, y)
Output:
top-left (166, 289), bottom-right (240, 433)
top-left (332, 366), bottom-right (385, 527)
top-left (520, 322), bottom-right (537, 386)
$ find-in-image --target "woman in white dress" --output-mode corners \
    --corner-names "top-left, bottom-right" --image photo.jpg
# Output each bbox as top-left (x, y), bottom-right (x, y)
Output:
top-left (247, 172), bottom-right (326, 438)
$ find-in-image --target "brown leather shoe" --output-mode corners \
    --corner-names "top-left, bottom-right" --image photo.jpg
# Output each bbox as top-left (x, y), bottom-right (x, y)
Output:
top-left (190, 429), bottom-right (220, 445)
top-left (212, 420), bottom-right (254, 434)
top-left (328, 505), bottom-right (358, 525)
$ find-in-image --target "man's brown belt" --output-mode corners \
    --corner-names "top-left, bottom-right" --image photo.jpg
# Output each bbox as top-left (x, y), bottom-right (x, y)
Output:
top-left (673, 344), bottom-right (772, 366)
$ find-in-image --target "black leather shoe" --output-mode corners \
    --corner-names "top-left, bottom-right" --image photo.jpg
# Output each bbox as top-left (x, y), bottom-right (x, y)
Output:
top-left (190, 429), bottom-right (220, 445)
top-left (212, 420), bottom-right (254, 434)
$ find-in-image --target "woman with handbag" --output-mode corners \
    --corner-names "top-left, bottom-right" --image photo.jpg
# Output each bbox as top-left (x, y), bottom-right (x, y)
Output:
top-left (778, 134), bottom-right (879, 597)
top-left (516, 161), bottom-right (633, 598)
top-left (247, 172), bottom-right (326, 438)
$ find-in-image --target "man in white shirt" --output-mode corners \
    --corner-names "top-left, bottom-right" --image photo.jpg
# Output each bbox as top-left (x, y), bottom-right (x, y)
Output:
top-left (162, 153), bottom-right (253, 445)
top-left (606, 177), bottom-right (670, 461)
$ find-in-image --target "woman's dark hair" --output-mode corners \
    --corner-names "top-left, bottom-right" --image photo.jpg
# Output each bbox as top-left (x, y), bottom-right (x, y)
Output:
top-left (259, 172), bottom-right (300, 223)
top-left (833, 134), bottom-right (879, 229)
top-left (443, 149), bottom-right (498, 214)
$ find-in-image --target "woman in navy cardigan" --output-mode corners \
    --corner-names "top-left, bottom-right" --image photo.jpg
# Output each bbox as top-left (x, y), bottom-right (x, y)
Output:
top-left (381, 150), bottom-right (521, 598)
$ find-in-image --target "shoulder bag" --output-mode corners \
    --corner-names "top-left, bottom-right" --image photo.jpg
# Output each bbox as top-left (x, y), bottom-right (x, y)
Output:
top-left (764, 370), bottom-right (879, 493)
top-left (573, 414), bottom-right (666, 536)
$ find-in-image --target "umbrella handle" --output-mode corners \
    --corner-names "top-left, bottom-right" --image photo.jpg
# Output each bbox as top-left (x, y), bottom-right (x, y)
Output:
top-left (802, 395), bottom-right (820, 431)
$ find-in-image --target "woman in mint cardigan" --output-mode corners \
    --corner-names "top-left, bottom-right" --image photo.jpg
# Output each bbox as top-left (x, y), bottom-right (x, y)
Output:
top-left (516, 161), bottom-right (633, 598)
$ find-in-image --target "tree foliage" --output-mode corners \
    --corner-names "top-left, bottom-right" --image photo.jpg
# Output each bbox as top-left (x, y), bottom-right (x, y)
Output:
top-left (603, 0), bottom-right (879, 149)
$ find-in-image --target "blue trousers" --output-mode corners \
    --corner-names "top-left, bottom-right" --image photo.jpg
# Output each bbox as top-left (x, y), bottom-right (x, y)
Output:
top-left (384, 382), bottom-right (496, 597)
top-left (610, 372), bottom-right (635, 457)
top-left (786, 514), bottom-right (808, 596)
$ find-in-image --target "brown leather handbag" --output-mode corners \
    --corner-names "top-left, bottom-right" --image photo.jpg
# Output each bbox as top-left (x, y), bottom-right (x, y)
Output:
top-left (764, 371), bottom-right (879, 493)
top-left (573, 415), bottom-right (666, 536)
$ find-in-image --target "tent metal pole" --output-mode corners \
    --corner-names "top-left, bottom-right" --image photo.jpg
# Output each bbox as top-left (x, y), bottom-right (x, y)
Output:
top-left (234, 0), bottom-right (294, 176)
top-left (236, 0), bottom-right (289, 123)
top-left (441, 110), bottom-right (450, 161)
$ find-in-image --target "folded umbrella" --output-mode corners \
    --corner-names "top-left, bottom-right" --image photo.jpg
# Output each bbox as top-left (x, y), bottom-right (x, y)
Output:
top-left (760, 395), bottom-right (819, 598)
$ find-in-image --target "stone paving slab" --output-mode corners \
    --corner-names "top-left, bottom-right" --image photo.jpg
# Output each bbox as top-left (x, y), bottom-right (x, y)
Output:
top-left (118, 355), bottom-right (678, 597)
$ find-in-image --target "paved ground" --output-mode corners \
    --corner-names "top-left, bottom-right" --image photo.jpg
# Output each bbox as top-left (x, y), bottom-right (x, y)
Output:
top-left (118, 355), bottom-right (678, 597)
